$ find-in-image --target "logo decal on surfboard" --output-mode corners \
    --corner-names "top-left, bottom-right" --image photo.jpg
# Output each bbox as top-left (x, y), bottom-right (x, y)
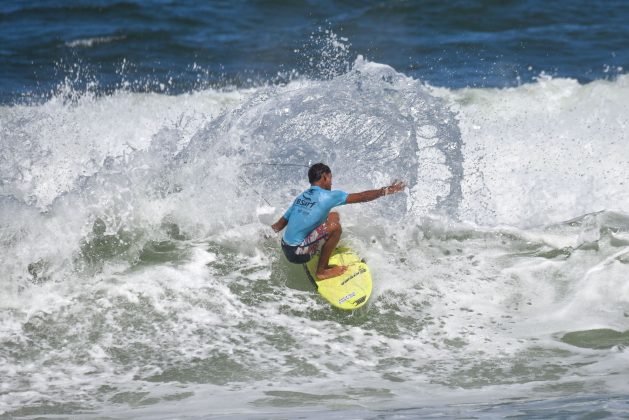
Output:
top-left (341, 267), bottom-right (366, 285)
top-left (338, 291), bottom-right (356, 304)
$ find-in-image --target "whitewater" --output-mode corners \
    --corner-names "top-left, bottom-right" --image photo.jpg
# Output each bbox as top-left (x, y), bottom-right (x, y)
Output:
top-left (1, 58), bottom-right (629, 418)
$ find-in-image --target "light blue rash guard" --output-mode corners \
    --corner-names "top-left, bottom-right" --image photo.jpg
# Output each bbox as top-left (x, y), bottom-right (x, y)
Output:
top-left (282, 186), bottom-right (349, 246)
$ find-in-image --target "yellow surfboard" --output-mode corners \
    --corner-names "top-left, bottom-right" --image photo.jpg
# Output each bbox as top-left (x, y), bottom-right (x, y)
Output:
top-left (303, 247), bottom-right (372, 310)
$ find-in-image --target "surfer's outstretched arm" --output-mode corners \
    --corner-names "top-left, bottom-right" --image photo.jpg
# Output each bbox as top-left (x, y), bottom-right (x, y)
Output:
top-left (271, 217), bottom-right (288, 233)
top-left (346, 181), bottom-right (406, 204)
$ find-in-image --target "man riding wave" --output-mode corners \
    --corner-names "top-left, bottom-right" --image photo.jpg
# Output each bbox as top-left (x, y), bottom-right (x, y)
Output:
top-left (271, 163), bottom-right (405, 279)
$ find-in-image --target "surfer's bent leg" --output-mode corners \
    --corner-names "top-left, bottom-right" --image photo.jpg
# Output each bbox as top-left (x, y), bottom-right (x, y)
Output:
top-left (316, 212), bottom-right (347, 280)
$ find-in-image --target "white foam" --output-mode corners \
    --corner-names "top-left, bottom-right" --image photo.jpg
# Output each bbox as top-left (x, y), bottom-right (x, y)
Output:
top-left (432, 74), bottom-right (629, 227)
top-left (0, 88), bottom-right (248, 209)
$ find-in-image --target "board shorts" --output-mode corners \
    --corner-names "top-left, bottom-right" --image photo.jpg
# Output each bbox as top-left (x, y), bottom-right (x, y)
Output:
top-left (281, 224), bottom-right (328, 264)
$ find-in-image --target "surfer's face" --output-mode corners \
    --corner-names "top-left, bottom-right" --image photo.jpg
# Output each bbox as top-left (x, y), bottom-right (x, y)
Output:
top-left (322, 172), bottom-right (332, 190)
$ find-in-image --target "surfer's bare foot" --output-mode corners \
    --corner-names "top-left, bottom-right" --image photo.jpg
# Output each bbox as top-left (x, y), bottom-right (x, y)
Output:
top-left (316, 265), bottom-right (347, 280)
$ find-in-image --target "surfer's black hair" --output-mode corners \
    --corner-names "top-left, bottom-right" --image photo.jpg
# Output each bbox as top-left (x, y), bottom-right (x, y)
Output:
top-left (308, 163), bottom-right (331, 184)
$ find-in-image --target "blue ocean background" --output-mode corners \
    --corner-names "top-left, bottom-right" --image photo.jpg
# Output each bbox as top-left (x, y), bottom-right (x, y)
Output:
top-left (1, 0), bottom-right (628, 100)
top-left (1, 1), bottom-right (629, 419)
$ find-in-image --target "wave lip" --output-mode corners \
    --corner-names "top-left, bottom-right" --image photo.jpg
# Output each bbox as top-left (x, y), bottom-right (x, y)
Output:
top-left (65, 35), bottom-right (127, 48)
top-left (438, 74), bottom-right (629, 227)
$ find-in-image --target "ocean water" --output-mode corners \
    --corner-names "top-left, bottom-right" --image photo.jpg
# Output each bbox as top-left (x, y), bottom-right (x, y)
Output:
top-left (1, 1), bottom-right (629, 419)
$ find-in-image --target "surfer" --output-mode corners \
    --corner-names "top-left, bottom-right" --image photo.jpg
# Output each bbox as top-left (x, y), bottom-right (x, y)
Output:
top-left (271, 163), bottom-right (405, 279)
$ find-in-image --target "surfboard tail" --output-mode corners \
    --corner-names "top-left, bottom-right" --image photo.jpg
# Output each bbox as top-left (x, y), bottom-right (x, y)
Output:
top-left (303, 247), bottom-right (372, 310)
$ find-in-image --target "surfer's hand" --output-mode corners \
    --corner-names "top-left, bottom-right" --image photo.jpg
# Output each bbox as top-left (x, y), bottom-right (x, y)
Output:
top-left (271, 217), bottom-right (287, 233)
top-left (384, 180), bottom-right (406, 195)
top-left (263, 226), bottom-right (276, 239)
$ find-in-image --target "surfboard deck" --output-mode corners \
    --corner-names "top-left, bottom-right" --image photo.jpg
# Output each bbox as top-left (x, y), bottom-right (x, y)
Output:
top-left (303, 246), bottom-right (372, 310)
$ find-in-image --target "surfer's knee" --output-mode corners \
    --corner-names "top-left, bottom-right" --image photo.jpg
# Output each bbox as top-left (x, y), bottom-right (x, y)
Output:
top-left (327, 212), bottom-right (341, 232)
top-left (327, 220), bottom-right (342, 235)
